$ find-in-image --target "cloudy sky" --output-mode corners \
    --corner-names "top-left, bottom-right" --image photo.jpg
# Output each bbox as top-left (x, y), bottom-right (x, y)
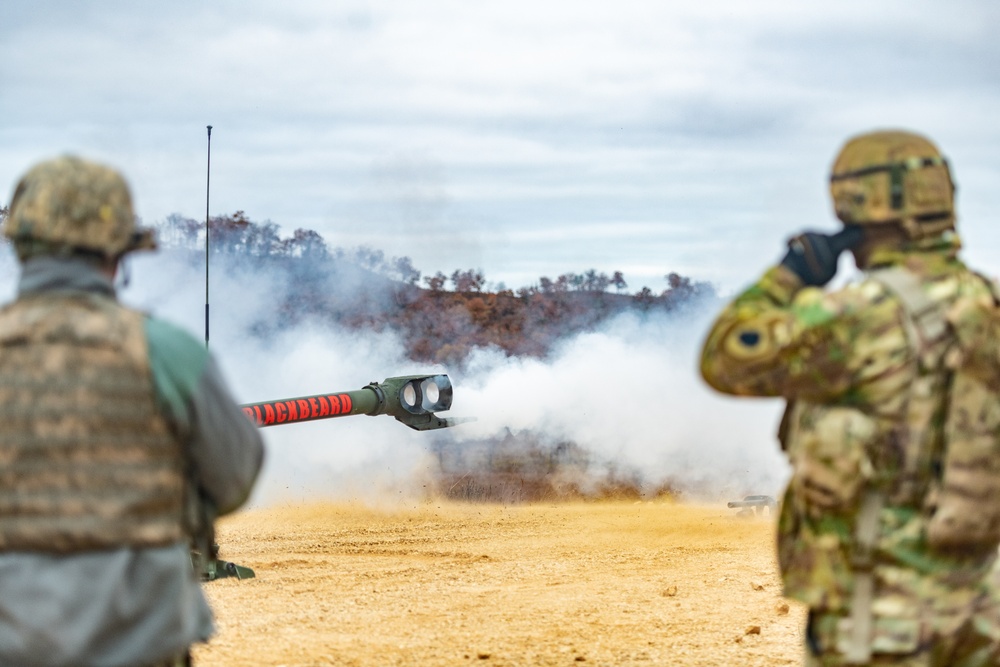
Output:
top-left (4, 1), bottom-right (1000, 294)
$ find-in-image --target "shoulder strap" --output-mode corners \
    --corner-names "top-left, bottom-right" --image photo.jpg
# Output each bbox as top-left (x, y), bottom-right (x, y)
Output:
top-left (972, 270), bottom-right (1000, 306)
top-left (869, 266), bottom-right (951, 370)
top-left (839, 267), bottom-right (951, 661)
top-left (842, 490), bottom-right (883, 664)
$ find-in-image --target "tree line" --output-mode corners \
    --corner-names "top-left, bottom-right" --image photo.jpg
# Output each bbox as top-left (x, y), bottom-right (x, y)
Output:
top-left (157, 211), bottom-right (712, 299)
top-left (153, 212), bottom-right (714, 364)
top-left (0, 208), bottom-right (715, 365)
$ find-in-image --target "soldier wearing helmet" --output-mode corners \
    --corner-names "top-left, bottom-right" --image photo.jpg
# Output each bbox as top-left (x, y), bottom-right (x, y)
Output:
top-left (0, 156), bottom-right (264, 667)
top-left (701, 131), bottom-right (1000, 665)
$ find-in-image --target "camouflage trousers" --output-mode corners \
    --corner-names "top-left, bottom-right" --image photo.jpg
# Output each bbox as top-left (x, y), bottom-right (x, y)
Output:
top-left (805, 604), bottom-right (1000, 667)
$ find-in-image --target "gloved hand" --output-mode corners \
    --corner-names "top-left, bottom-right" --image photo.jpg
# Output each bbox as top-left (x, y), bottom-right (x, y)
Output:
top-left (779, 225), bottom-right (864, 287)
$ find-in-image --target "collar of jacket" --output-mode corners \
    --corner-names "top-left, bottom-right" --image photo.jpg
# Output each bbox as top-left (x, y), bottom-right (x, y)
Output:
top-left (864, 231), bottom-right (963, 272)
top-left (17, 256), bottom-right (117, 298)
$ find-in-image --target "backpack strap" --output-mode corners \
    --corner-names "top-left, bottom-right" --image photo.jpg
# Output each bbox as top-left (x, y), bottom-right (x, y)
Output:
top-left (872, 266), bottom-right (951, 371)
top-left (842, 490), bottom-right (883, 664)
top-left (840, 267), bottom-right (952, 661)
top-left (870, 266), bottom-right (954, 506)
top-left (973, 270), bottom-right (1000, 306)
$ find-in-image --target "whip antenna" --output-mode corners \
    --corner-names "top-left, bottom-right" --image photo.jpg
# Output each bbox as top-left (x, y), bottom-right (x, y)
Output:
top-left (205, 125), bottom-right (212, 349)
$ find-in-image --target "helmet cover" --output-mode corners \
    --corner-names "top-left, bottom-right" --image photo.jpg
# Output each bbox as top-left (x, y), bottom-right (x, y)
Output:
top-left (829, 130), bottom-right (954, 234)
top-left (4, 155), bottom-right (156, 259)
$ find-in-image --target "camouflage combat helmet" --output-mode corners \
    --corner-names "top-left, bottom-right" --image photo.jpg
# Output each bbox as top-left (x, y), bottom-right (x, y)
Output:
top-left (830, 130), bottom-right (955, 238)
top-left (4, 155), bottom-right (156, 260)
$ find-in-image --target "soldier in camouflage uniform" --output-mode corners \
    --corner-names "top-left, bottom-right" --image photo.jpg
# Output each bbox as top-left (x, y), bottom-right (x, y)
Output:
top-left (0, 156), bottom-right (265, 667)
top-left (700, 130), bottom-right (1000, 665)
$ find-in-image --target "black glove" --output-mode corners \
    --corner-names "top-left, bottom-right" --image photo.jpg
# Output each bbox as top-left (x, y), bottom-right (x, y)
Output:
top-left (779, 226), bottom-right (864, 287)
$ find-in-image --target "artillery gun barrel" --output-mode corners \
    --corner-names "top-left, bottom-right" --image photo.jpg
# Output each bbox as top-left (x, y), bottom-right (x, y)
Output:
top-left (204, 374), bottom-right (462, 581)
top-left (240, 374), bottom-right (461, 431)
top-left (242, 387), bottom-right (378, 426)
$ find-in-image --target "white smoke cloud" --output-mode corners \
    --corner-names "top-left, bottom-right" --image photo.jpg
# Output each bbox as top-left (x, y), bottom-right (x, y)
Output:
top-left (454, 304), bottom-right (788, 501)
top-left (123, 249), bottom-right (449, 507)
top-left (116, 247), bottom-right (790, 507)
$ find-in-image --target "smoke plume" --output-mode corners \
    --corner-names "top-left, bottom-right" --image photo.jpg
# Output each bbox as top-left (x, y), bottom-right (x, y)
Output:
top-left (0, 241), bottom-right (789, 507)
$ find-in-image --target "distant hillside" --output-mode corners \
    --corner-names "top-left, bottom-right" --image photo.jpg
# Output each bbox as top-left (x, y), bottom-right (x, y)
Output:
top-left (155, 211), bottom-right (715, 366)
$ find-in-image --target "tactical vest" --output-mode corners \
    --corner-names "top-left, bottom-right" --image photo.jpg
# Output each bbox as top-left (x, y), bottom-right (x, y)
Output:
top-left (779, 266), bottom-right (956, 524)
top-left (882, 267), bottom-right (1000, 552)
top-left (780, 266), bottom-right (997, 520)
top-left (0, 292), bottom-right (187, 552)
top-left (778, 265), bottom-right (1000, 663)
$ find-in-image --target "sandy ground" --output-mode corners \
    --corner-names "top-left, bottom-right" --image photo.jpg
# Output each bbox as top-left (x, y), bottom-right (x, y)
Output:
top-left (192, 501), bottom-right (806, 667)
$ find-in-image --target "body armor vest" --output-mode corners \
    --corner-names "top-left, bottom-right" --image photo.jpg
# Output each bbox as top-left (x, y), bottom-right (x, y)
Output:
top-left (776, 264), bottom-right (1000, 653)
top-left (883, 268), bottom-right (1000, 552)
top-left (0, 292), bottom-right (186, 552)
top-left (780, 266), bottom-right (972, 519)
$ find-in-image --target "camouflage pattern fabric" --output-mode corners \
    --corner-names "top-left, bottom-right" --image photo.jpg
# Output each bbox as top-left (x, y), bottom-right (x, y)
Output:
top-left (929, 293), bottom-right (1000, 550)
top-left (4, 155), bottom-right (155, 259)
top-left (829, 131), bottom-right (954, 233)
top-left (0, 291), bottom-right (186, 551)
top-left (805, 585), bottom-right (1000, 666)
top-left (701, 238), bottom-right (1000, 665)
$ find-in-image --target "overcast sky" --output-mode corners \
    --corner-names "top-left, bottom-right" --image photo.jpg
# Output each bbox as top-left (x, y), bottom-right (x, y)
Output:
top-left (3, 0), bottom-right (1000, 293)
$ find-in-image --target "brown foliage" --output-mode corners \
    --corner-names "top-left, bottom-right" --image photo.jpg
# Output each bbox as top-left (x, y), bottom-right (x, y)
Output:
top-left (153, 211), bottom-right (713, 365)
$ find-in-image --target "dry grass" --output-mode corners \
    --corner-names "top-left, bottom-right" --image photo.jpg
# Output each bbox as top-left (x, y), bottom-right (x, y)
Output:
top-left (193, 500), bottom-right (805, 666)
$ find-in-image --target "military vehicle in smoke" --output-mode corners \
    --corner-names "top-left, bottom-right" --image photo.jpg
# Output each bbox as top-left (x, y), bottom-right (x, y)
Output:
top-left (727, 495), bottom-right (777, 517)
top-left (199, 374), bottom-right (463, 580)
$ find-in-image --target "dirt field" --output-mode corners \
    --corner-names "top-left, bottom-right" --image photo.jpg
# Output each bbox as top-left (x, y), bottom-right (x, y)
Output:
top-left (192, 501), bottom-right (806, 666)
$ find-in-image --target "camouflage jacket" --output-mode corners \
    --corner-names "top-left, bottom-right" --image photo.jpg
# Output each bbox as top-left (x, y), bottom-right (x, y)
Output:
top-left (700, 239), bottom-right (998, 616)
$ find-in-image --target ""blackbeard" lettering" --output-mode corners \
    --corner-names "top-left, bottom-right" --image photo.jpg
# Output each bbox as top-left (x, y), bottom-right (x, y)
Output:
top-left (241, 393), bottom-right (354, 426)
